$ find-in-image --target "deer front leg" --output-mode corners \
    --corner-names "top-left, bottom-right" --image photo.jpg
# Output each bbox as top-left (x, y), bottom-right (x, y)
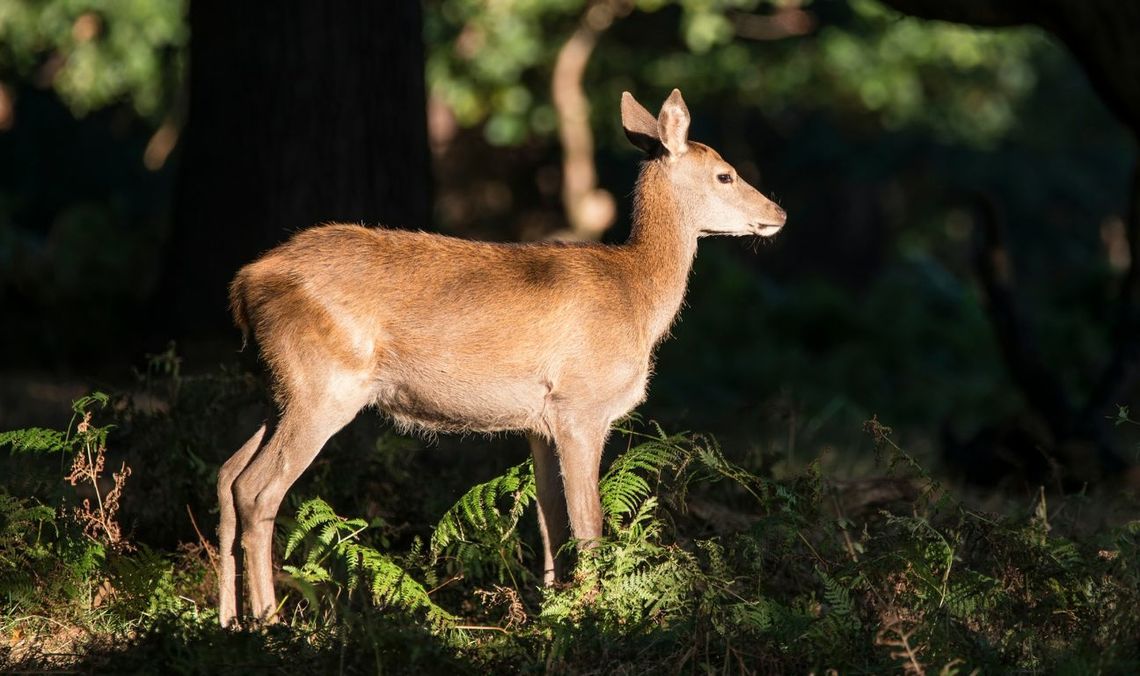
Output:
top-left (529, 434), bottom-right (569, 584)
top-left (551, 422), bottom-right (607, 551)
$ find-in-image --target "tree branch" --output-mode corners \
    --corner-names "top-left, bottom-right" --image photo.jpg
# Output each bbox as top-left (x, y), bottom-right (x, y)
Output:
top-left (1085, 162), bottom-right (1140, 427)
top-left (875, 0), bottom-right (1036, 28)
top-left (970, 197), bottom-right (1074, 439)
top-left (877, 0), bottom-right (1140, 136)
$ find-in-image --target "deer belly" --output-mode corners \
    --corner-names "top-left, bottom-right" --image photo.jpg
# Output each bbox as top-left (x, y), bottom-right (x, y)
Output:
top-left (371, 376), bottom-right (546, 434)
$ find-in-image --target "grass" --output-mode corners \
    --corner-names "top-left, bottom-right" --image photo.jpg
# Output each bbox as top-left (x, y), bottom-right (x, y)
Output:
top-left (1, 369), bottom-right (1139, 674)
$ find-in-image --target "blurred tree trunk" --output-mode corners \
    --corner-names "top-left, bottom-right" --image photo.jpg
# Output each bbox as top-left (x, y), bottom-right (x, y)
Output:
top-left (161, 1), bottom-right (430, 336)
top-left (550, 0), bottom-right (631, 241)
top-left (879, 0), bottom-right (1140, 479)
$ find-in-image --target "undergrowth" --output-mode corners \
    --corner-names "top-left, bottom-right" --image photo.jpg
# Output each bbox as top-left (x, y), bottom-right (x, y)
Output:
top-left (1, 384), bottom-right (1138, 674)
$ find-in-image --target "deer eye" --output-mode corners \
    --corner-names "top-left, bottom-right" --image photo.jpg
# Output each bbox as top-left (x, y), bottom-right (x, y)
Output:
top-left (716, 173), bottom-right (733, 184)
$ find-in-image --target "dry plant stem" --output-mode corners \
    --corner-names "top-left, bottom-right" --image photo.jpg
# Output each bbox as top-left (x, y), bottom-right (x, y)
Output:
top-left (186, 505), bottom-right (219, 575)
top-left (66, 413), bottom-right (130, 549)
top-left (876, 616), bottom-right (927, 676)
top-left (425, 573), bottom-right (464, 596)
top-left (830, 493), bottom-right (859, 562)
top-left (551, 0), bottom-right (631, 240)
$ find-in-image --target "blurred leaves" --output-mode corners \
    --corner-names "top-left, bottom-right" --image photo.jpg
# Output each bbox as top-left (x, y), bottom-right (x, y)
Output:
top-left (426, 0), bottom-right (1046, 147)
top-left (0, 0), bottom-right (186, 120)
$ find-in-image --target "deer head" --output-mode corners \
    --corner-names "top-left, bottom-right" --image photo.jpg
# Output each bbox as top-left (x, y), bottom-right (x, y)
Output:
top-left (621, 89), bottom-right (786, 238)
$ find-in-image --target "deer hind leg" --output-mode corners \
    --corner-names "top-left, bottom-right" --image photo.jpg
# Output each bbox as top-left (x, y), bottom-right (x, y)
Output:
top-left (550, 419), bottom-right (609, 551)
top-left (529, 434), bottom-right (569, 584)
top-left (218, 424), bottom-right (268, 627)
top-left (232, 389), bottom-right (368, 622)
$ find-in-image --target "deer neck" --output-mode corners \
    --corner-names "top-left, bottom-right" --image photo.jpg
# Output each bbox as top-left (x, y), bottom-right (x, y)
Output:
top-left (623, 162), bottom-right (699, 347)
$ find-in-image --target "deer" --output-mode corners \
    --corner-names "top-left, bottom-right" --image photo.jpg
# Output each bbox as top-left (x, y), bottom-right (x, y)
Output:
top-left (216, 88), bottom-right (786, 626)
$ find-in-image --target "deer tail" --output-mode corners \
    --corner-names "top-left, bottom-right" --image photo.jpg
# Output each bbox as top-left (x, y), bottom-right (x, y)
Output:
top-left (228, 270), bottom-right (252, 350)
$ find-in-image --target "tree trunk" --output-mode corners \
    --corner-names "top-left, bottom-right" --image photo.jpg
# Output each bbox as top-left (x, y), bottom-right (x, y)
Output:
top-left (550, 0), bottom-right (632, 241)
top-left (162, 1), bottom-right (431, 336)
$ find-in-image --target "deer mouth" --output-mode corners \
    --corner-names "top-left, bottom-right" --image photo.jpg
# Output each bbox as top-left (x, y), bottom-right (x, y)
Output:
top-left (751, 207), bottom-right (786, 236)
top-left (700, 218), bottom-right (786, 237)
top-left (746, 217), bottom-right (785, 237)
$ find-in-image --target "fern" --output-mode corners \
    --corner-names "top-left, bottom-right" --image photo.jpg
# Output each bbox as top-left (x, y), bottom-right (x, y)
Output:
top-left (815, 566), bottom-right (861, 633)
top-left (283, 497), bottom-right (455, 628)
top-left (431, 460), bottom-right (535, 554)
top-left (108, 545), bottom-right (183, 621)
top-left (0, 427), bottom-right (70, 454)
top-left (0, 493), bottom-right (58, 602)
top-left (696, 441), bottom-right (762, 495)
top-left (0, 392), bottom-right (114, 456)
top-left (1, 393), bottom-right (112, 471)
top-left (600, 423), bottom-right (686, 526)
top-left (0, 491), bottom-right (105, 613)
top-left (428, 460), bottom-right (536, 584)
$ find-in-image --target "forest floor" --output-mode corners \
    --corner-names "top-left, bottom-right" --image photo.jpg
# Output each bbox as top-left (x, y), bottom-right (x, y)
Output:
top-left (1, 365), bottom-right (1139, 674)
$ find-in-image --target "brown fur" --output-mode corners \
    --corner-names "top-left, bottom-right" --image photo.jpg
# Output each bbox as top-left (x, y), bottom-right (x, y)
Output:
top-left (216, 89), bottom-right (787, 625)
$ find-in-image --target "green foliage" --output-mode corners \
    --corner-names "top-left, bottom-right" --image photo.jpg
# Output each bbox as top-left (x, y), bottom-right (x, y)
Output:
top-left (600, 420), bottom-right (686, 526)
top-left (426, 0), bottom-right (1046, 146)
top-left (105, 545), bottom-right (185, 622)
top-left (0, 392), bottom-right (110, 456)
top-left (803, 0), bottom-right (1041, 142)
top-left (2, 393), bottom-right (1139, 673)
top-left (0, 391), bottom-right (200, 645)
top-left (0, 392), bottom-right (116, 614)
top-left (0, 0), bottom-right (187, 119)
top-left (283, 497), bottom-right (456, 630)
top-left (0, 492), bottom-right (99, 608)
top-left (430, 458), bottom-right (536, 585)
top-left (0, 0), bottom-right (1056, 146)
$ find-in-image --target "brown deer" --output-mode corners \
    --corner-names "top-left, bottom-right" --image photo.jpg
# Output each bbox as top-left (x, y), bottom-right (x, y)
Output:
top-left (217, 89), bottom-right (786, 626)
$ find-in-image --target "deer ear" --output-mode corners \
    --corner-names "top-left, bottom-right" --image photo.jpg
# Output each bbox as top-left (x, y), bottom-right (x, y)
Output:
top-left (621, 91), bottom-right (661, 154)
top-left (657, 89), bottom-right (690, 157)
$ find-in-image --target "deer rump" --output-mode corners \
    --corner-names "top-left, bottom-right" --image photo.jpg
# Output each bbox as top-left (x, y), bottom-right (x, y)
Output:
top-left (230, 223), bottom-right (649, 436)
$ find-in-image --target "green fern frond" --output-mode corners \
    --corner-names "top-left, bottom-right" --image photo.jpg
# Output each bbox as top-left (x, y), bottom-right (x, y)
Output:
top-left (283, 497), bottom-right (456, 628)
top-left (430, 460), bottom-right (535, 556)
top-left (70, 392), bottom-right (110, 414)
top-left (284, 497), bottom-right (342, 559)
top-left (0, 427), bottom-right (70, 454)
top-left (107, 545), bottom-right (183, 620)
top-left (1, 392), bottom-right (113, 456)
top-left (816, 567), bottom-right (859, 627)
top-left (805, 567), bottom-right (861, 644)
top-left (727, 599), bottom-right (774, 633)
top-left (694, 440), bottom-right (779, 509)
top-left (601, 427), bottom-right (687, 525)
